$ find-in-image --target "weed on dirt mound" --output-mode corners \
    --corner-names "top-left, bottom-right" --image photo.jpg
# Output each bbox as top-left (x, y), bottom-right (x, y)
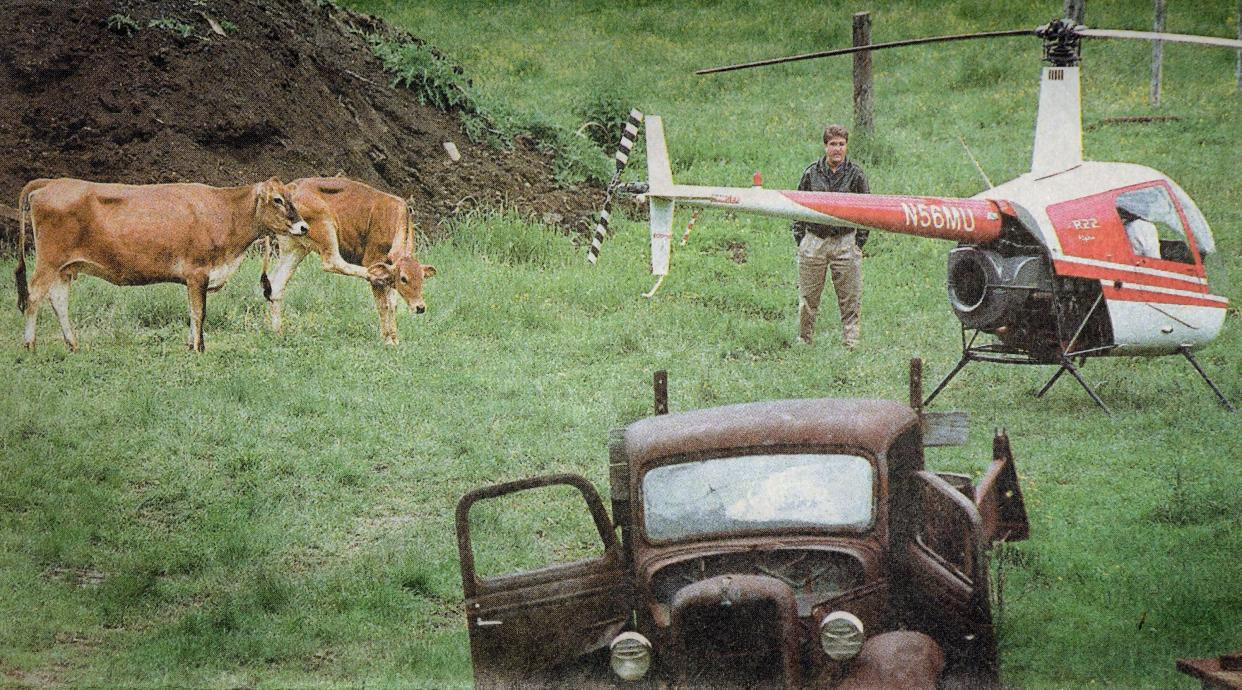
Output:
top-left (0, 0), bottom-right (603, 241)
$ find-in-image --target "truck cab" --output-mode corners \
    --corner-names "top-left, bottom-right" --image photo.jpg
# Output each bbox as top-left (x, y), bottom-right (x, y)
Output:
top-left (456, 364), bottom-right (1028, 689)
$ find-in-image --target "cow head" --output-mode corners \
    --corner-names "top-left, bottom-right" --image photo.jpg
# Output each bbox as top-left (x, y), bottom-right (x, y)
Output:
top-left (256, 177), bottom-right (309, 236)
top-left (368, 258), bottom-right (437, 314)
top-left (286, 180), bottom-right (334, 241)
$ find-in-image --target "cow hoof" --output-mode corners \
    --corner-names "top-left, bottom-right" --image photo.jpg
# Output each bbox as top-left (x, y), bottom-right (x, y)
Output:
top-left (23, 342), bottom-right (36, 352)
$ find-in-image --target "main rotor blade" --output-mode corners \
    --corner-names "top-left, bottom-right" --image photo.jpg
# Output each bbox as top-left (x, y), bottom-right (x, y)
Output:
top-left (1077, 28), bottom-right (1242, 49)
top-left (696, 29), bottom-right (1033, 75)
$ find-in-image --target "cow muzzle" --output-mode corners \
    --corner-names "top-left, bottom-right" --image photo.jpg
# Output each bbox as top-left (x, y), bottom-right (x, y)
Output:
top-left (290, 220), bottom-right (309, 236)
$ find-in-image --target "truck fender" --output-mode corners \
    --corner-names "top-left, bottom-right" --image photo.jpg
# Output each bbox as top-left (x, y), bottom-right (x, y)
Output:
top-left (835, 630), bottom-right (944, 690)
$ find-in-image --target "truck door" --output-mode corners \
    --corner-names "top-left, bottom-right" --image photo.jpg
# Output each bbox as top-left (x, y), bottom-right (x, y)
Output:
top-left (903, 470), bottom-right (998, 680)
top-left (456, 474), bottom-right (631, 690)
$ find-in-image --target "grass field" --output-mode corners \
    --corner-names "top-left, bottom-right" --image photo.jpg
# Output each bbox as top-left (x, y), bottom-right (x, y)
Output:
top-left (3, 1), bottom-right (1241, 688)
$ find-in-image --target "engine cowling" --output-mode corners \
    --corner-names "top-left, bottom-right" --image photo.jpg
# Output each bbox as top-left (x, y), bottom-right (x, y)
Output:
top-left (946, 247), bottom-right (1052, 331)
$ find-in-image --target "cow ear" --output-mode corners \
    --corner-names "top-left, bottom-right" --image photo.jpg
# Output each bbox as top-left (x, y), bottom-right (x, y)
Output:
top-left (421, 265), bottom-right (437, 279)
top-left (257, 178), bottom-right (277, 202)
top-left (367, 262), bottom-right (395, 287)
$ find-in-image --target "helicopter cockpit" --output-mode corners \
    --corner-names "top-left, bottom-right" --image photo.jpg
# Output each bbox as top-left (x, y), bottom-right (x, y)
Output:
top-left (1114, 182), bottom-right (1214, 266)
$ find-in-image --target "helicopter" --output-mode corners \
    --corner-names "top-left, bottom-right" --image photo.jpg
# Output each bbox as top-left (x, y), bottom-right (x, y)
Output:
top-left (587, 18), bottom-right (1239, 413)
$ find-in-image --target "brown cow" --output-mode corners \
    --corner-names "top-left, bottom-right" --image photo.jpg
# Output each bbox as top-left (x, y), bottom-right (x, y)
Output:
top-left (15, 177), bottom-right (308, 352)
top-left (264, 177), bottom-right (436, 345)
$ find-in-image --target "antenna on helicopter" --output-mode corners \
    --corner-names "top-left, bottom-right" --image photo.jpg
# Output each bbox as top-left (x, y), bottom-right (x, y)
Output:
top-left (957, 135), bottom-right (993, 190)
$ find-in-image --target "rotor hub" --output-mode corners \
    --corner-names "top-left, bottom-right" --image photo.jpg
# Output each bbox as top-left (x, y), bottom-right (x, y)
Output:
top-left (1036, 18), bottom-right (1083, 67)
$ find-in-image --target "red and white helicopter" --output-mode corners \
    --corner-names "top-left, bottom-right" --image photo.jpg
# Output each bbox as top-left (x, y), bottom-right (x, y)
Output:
top-left (588, 19), bottom-right (1238, 412)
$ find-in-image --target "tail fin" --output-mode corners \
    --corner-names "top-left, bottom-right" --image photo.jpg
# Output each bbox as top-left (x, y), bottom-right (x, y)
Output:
top-left (645, 115), bottom-right (674, 276)
top-left (15, 186), bottom-right (32, 313)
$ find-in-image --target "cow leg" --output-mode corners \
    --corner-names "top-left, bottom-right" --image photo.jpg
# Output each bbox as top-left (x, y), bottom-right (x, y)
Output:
top-left (371, 285), bottom-right (397, 345)
top-left (386, 288), bottom-right (401, 344)
top-left (186, 276), bottom-right (209, 352)
top-left (47, 275), bottom-right (78, 352)
top-left (317, 247), bottom-right (370, 279)
top-left (319, 253), bottom-right (370, 279)
top-left (22, 265), bottom-right (59, 351)
top-left (265, 242), bottom-right (309, 333)
top-left (313, 219), bottom-right (370, 279)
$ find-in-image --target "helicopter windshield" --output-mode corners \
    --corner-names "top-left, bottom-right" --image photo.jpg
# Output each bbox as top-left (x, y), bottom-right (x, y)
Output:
top-left (1166, 179), bottom-right (1215, 255)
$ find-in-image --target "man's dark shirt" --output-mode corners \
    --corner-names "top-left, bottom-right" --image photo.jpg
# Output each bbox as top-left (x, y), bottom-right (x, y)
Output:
top-left (791, 156), bottom-right (870, 248)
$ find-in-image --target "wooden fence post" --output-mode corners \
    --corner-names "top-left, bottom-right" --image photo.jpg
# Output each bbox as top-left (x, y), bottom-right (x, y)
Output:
top-left (852, 12), bottom-right (874, 135)
top-left (1063, 0), bottom-right (1084, 23)
top-left (1150, 0), bottom-right (1165, 106)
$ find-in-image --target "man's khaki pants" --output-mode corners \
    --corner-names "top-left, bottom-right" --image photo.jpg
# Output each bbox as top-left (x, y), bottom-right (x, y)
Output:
top-left (797, 231), bottom-right (862, 346)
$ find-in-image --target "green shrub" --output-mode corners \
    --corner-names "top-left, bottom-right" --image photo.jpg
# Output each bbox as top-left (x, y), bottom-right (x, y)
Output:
top-left (147, 17), bottom-right (197, 39)
top-left (105, 13), bottom-right (140, 37)
top-left (368, 36), bottom-right (475, 112)
top-left (572, 89), bottom-right (635, 151)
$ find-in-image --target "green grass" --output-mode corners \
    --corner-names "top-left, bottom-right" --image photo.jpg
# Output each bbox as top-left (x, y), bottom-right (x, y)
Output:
top-left (4, 1), bottom-right (1242, 688)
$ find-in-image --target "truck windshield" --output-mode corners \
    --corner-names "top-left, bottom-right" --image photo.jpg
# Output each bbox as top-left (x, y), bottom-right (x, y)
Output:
top-left (642, 453), bottom-right (874, 541)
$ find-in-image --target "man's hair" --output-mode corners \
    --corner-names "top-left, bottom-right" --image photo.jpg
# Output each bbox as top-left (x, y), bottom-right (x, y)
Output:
top-left (823, 124), bottom-right (850, 144)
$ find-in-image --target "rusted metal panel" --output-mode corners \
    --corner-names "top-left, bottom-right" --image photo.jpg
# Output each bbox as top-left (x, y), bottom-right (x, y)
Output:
top-left (1178, 652), bottom-right (1242, 690)
top-left (922, 411), bottom-right (970, 446)
top-left (653, 370), bottom-right (668, 415)
top-left (975, 432), bottom-right (1031, 543)
top-left (622, 398), bottom-right (918, 469)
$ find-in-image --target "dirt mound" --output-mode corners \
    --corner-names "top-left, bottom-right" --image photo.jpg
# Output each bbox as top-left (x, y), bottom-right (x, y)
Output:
top-left (0, 0), bottom-right (601, 242)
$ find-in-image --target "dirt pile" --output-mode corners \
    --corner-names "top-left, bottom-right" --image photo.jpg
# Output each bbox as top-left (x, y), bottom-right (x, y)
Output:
top-left (0, 0), bottom-right (601, 242)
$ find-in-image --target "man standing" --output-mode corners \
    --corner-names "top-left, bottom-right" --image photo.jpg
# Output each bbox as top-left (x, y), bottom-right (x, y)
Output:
top-left (792, 124), bottom-right (869, 347)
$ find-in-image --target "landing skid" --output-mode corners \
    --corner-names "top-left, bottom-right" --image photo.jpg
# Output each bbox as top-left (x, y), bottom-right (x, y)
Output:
top-left (920, 334), bottom-right (1112, 412)
top-left (1032, 354), bottom-right (1110, 413)
top-left (1179, 346), bottom-right (1237, 412)
top-left (923, 331), bottom-right (1236, 413)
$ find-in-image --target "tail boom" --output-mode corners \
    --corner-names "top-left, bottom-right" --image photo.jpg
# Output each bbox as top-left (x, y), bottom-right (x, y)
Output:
top-left (651, 184), bottom-right (1005, 245)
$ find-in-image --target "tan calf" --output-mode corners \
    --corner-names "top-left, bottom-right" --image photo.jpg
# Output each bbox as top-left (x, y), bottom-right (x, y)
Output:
top-left (15, 177), bottom-right (307, 352)
top-left (264, 177), bottom-right (436, 344)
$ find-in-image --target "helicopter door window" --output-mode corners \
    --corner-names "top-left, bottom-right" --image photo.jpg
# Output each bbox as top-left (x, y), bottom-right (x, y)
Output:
top-left (1114, 186), bottom-right (1195, 265)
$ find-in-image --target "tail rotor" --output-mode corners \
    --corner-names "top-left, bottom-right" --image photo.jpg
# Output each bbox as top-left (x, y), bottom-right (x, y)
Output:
top-left (586, 109), bottom-right (643, 265)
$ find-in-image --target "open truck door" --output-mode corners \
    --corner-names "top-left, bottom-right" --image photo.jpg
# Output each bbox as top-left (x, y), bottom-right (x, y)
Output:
top-left (456, 474), bottom-right (631, 690)
top-left (902, 430), bottom-right (1029, 684)
top-left (975, 432), bottom-right (1030, 545)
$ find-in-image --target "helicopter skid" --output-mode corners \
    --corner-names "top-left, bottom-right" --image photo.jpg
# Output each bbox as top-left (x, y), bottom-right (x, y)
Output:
top-left (924, 331), bottom-right (1235, 413)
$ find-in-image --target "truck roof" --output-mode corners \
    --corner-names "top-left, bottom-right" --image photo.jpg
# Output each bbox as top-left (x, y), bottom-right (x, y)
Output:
top-left (622, 398), bottom-right (919, 466)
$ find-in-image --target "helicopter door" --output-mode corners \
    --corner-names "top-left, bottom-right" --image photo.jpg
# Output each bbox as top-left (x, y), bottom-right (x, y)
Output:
top-left (456, 474), bottom-right (631, 690)
top-left (903, 470), bottom-right (997, 677)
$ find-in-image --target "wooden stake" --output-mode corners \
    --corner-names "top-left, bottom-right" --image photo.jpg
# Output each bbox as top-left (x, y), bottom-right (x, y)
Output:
top-left (853, 12), bottom-right (874, 135)
top-left (1151, 0), bottom-right (1165, 106)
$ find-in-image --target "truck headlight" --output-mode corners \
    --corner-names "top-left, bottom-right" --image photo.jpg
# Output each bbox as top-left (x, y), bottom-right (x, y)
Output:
top-left (609, 631), bottom-right (652, 681)
top-left (819, 610), bottom-right (865, 661)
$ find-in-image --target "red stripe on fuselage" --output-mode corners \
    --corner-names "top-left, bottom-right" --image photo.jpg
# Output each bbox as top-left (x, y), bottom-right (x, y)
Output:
top-left (1100, 283), bottom-right (1227, 309)
top-left (1052, 259), bottom-right (1208, 294)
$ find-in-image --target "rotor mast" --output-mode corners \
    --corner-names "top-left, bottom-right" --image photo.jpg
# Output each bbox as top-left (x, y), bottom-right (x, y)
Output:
top-left (1030, 20), bottom-right (1085, 178)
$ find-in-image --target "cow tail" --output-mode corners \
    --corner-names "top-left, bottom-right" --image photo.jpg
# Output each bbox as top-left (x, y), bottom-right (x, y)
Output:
top-left (259, 236), bottom-right (272, 301)
top-left (15, 186), bottom-right (31, 313)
